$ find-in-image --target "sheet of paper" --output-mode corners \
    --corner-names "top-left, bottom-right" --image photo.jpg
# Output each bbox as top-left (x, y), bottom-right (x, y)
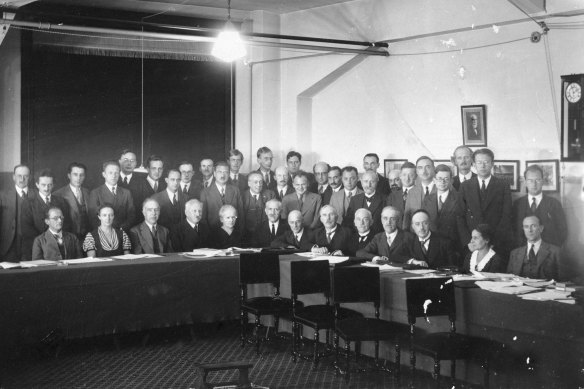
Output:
top-left (453, 274), bottom-right (481, 281)
top-left (403, 269), bottom-right (436, 275)
top-left (475, 280), bottom-right (540, 295)
top-left (19, 260), bottom-right (58, 268)
top-left (111, 254), bottom-right (163, 260)
top-left (294, 252), bottom-right (315, 258)
top-left (361, 262), bottom-right (403, 272)
top-left (519, 290), bottom-right (573, 301)
top-left (310, 255), bottom-right (349, 264)
top-left (0, 262), bottom-right (21, 269)
top-left (61, 257), bottom-right (114, 265)
top-left (182, 249), bottom-right (226, 258)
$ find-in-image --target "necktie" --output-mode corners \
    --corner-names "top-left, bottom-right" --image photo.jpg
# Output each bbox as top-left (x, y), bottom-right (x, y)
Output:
top-left (264, 173), bottom-right (269, 185)
top-left (366, 196), bottom-right (373, 207)
top-left (403, 189), bottom-right (408, 203)
top-left (387, 235), bottom-right (392, 247)
top-left (298, 194), bottom-right (303, 209)
top-left (183, 185), bottom-right (188, 195)
top-left (220, 187), bottom-right (225, 204)
top-left (420, 239), bottom-right (428, 256)
top-left (480, 180), bottom-right (486, 201)
top-left (21, 190), bottom-right (27, 199)
top-left (194, 224), bottom-right (199, 233)
top-left (153, 181), bottom-right (158, 192)
top-left (271, 223), bottom-right (276, 238)
top-left (359, 236), bottom-right (366, 243)
top-left (123, 176), bottom-right (128, 185)
top-left (425, 186), bottom-right (430, 197)
top-left (111, 186), bottom-right (116, 196)
top-left (530, 197), bottom-right (537, 213)
top-left (45, 195), bottom-right (50, 204)
top-left (54, 234), bottom-right (63, 245)
top-left (463, 175), bottom-right (467, 182)
top-left (528, 244), bottom-right (536, 262)
top-left (75, 187), bottom-right (82, 204)
top-left (319, 185), bottom-right (324, 194)
top-left (294, 234), bottom-right (300, 246)
top-left (151, 225), bottom-right (160, 253)
top-left (233, 175), bottom-right (238, 184)
top-left (345, 192), bottom-right (352, 213)
top-left (253, 194), bottom-right (258, 203)
top-left (205, 181), bottom-right (209, 188)
top-left (172, 193), bottom-right (177, 206)
top-left (279, 190), bottom-right (284, 199)
top-left (326, 232), bottom-right (333, 243)
top-left (438, 195), bottom-right (444, 212)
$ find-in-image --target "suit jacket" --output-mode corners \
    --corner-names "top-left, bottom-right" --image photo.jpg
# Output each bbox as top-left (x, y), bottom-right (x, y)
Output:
top-left (403, 183), bottom-right (437, 230)
top-left (129, 222), bottom-right (173, 254)
top-left (356, 229), bottom-right (414, 264)
top-left (118, 172), bottom-right (147, 213)
top-left (408, 234), bottom-right (455, 269)
top-left (257, 169), bottom-right (276, 191)
top-left (507, 241), bottom-right (559, 280)
top-left (311, 224), bottom-right (354, 255)
top-left (53, 185), bottom-right (90, 239)
top-left (422, 191), bottom-right (460, 253)
top-left (200, 183), bottom-right (244, 228)
top-left (281, 191), bottom-right (322, 229)
top-left (134, 177), bottom-right (166, 223)
top-left (228, 173), bottom-right (248, 193)
top-left (343, 192), bottom-right (386, 234)
top-left (329, 188), bottom-right (364, 225)
top-left (180, 180), bottom-right (203, 201)
top-left (0, 187), bottom-right (30, 259)
top-left (512, 195), bottom-right (567, 248)
top-left (349, 230), bottom-right (375, 256)
top-left (457, 176), bottom-right (513, 253)
top-left (210, 226), bottom-right (243, 249)
top-left (251, 219), bottom-right (289, 248)
top-left (358, 173), bottom-right (391, 197)
top-left (88, 185), bottom-right (135, 231)
top-left (241, 189), bottom-right (276, 235)
top-left (21, 192), bottom-right (71, 260)
top-left (308, 183), bottom-right (333, 206)
top-left (386, 188), bottom-right (405, 214)
top-left (274, 186), bottom-right (295, 202)
top-left (170, 219), bottom-right (210, 251)
top-left (152, 190), bottom-right (186, 229)
top-left (31, 230), bottom-right (82, 260)
top-left (271, 229), bottom-right (314, 251)
top-left (452, 173), bottom-right (477, 191)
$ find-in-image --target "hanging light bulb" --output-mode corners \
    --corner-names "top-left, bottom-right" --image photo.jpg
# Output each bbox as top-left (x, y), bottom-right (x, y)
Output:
top-left (212, 0), bottom-right (246, 62)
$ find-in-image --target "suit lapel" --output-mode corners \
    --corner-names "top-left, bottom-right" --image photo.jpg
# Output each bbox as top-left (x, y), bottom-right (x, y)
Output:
top-left (141, 223), bottom-right (154, 252)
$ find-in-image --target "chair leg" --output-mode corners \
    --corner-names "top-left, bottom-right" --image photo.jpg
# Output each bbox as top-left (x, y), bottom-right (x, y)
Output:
top-left (274, 315), bottom-right (280, 337)
top-left (254, 315), bottom-right (261, 355)
top-left (394, 342), bottom-right (401, 377)
top-left (312, 327), bottom-right (320, 369)
top-left (450, 359), bottom-right (456, 385)
top-left (483, 359), bottom-right (490, 389)
top-left (334, 333), bottom-right (340, 374)
top-left (240, 309), bottom-right (246, 348)
top-left (433, 358), bottom-right (440, 381)
top-left (345, 340), bottom-right (351, 383)
top-left (291, 320), bottom-right (297, 362)
top-left (374, 340), bottom-right (380, 366)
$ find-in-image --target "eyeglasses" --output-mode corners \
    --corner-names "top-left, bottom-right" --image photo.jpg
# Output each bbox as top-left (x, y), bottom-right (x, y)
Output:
top-left (475, 161), bottom-right (491, 166)
top-left (49, 216), bottom-right (64, 221)
top-left (525, 179), bottom-right (543, 184)
top-left (435, 177), bottom-right (450, 183)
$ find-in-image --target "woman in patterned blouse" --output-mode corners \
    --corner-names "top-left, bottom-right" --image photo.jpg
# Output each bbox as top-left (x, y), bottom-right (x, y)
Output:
top-left (83, 204), bottom-right (131, 257)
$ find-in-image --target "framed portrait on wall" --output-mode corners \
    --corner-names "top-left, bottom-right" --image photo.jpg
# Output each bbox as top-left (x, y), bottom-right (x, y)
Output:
top-left (384, 159), bottom-right (408, 178)
top-left (461, 105), bottom-right (487, 147)
top-left (434, 159), bottom-right (457, 178)
top-left (492, 160), bottom-right (519, 192)
top-left (526, 159), bottom-right (560, 192)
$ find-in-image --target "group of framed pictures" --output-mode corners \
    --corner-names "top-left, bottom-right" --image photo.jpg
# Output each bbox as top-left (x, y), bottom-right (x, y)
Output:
top-left (383, 159), bottom-right (560, 193)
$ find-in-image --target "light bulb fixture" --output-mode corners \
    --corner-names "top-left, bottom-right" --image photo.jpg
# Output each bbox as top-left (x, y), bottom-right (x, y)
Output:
top-left (212, 0), bottom-right (246, 62)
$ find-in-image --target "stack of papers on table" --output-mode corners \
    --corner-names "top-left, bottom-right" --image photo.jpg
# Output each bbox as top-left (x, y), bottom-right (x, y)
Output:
top-left (111, 254), bottom-right (163, 260)
top-left (295, 252), bottom-right (316, 258)
top-left (182, 249), bottom-right (226, 258)
top-left (0, 262), bottom-right (22, 269)
top-left (475, 280), bottom-right (540, 295)
top-left (19, 260), bottom-right (59, 268)
top-left (62, 257), bottom-right (113, 265)
top-left (361, 262), bottom-right (403, 272)
top-left (519, 289), bottom-right (574, 303)
top-left (310, 256), bottom-right (349, 264)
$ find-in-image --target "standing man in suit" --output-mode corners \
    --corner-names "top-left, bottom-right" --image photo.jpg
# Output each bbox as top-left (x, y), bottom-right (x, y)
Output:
top-left (178, 161), bottom-right (202, 200)
top-left (170, 199), bottom-right (210, 251)
top-left (256, 147), bottom-right (275, 190)
top-left (309, 162), bottom-right (333, 205)
top-left (423, 164), bottom-right (461, 264)
top-left (54, 162), bottom-right (90, 240)
top-left (329, 166), bottom-right (362, 225)
top-left (241, 171), bottom-right (275, 245)
top-left (0, 164), bottom-right (32, 261)
top-left (402, 156), bottom-right (436, 230)
top-left (129, 198), bottom-right (173, 254)
top-left (286, 151), bottom-right (315, 186)
top-left (152, 169), bottom-right (186, 229)
top-left (451, 145), bottom-right (476, 191)
top-left (358, 153), bottom-right (390, 196)
top-left (21, 169), bottom-right (71, 260)
top-left (274, 166), bottom-right (294, 201)
top-left (135, 155), bottom-right (166, 214)
top-left (407, 209), bottom-right (455, 269)
top-left (118, 149), bottom-right (145, 211)
top-left (88, 160), bottom-right (135, 231)
top-left (251, 199), bottom-right (289, 247)
top-left (227, 149), bottom-right (248, 193)
top-left (512, 165), bottom-right (567, 248)
top-left (32, 206), bottom-right (82, 261)
top-left (344, 171), bottom-right (385, 234)
top-left (386, 162), bottom-right (416, 216)
top-left (271, 210), bottom-right (313, 251)
top-left (200, 161), bottom-right (244, 229)
top-left (350, 208), bottom-right (375, 254)
top-left (311, 205), bottom-right (354, 255)
top-left (281, 172), bottom-right (322, 229)
top-left (357, 206), bottom-right (414, 264)
top-left (507, 215), bottom-right (559, 280)
top-left (199, 158), bottom-right (215, 190)
top-left (328, 166), bottom-right (343, 194)
top-left (457, 148), bottom-right (513, 261)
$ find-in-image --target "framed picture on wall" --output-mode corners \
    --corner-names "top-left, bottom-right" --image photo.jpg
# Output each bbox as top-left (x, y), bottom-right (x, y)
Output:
top-left (461, 105), bottom-right (487, 147)
top-left (526, 159), bottom-right (560, 192)
top-left (492, 160), bottom-right (519, 192)
top-left (384, 159), bottom-right (408, 178)
top-left (434, 159), bottom-right (457, 178)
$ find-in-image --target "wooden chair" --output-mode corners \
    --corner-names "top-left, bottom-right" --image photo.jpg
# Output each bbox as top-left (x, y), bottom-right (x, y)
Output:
top-left (332, 266), bottom-right (410, 382)
top-left (290, 260), bottom-right (362, 369)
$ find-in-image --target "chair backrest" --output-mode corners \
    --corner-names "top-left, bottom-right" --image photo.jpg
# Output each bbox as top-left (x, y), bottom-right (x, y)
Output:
top-left (290, 260), bottom-right (331, 296)
top-left (239, 253), bottom-right (280, 286)
top-left (405, 277), bottom-right (456, 325)
top-left (331, 266), bottom-right (380, 305)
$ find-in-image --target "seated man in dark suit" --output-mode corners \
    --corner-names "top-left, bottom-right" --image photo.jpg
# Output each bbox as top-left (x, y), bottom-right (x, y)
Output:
top-left (152, 169), bottom-right (186, 229)
top-left (406, 209), bottom-right (455, 269)
top-left (129, 198), bottom-right (173, 254)
top-left (357, 206), bottom-right (413, 264)
top-left (309, 162), bottom-right (333, 205)
top-left (507, 215), bottom-right (559, 280)
top-left (32, 207), bottom-right (82, 260)
top-left (241, 172), bottom-right (275, 245)
top-left (170, 199), bottom-right (210, 251)
top-left (311, 205), bottom-right (353, 256)
top-left (227, 149), bottom-right (248, 193)
top-left (178, 161), bottom-right (202, 200)
top-left (451, 145), bottom-right (476, 191)
top-left (512, 165), bottom-right (567, 248)
top-left (350, 208), bottom-right (375, 254)
top-left (270, 210), bottom-right (313, 251)
top-left (251, 199), bottom-right (289, 247)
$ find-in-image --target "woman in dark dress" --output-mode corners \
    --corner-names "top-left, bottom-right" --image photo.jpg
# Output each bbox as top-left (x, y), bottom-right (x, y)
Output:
top-left (211, 204), bottom-right (242, 249)
top-left (83, 204), bottom-right (131, 257)
top-left (462, 224), bottom-right (504, 273)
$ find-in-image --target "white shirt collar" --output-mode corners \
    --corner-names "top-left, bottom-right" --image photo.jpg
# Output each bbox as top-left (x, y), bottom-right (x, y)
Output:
top-left (386, 229), bottom-right (398, 241)
top-left (478, 175), bottom-right (492, 188)
top-left (249, 189), bottom-right (260, 197)
top-left (403, 185), bottom-right (413, 192)
top-left (106, 183), bottom-right (116, 192)
top-left (459, 171), bottom-right (473, 181)
top-left (215, 182), bottom-right (226, 192)
top-left (332, 185), bottom-right (342, 192)
top-left (437, 190), bottom-right (449, 203)
top-left (270, 220), bottom-right (279, 229)
top-left (527, 239), bottom-right (542, 255)
top-left (345, 188), bottom-right (357, 197)
top-left (529, 193), bottom-right (543, 207)
top-left (16, 186), bottom-right (28, 195)
top-left (147, 176), bottom-right (158, 189)
top-left (145, 221), bottom-right (157, 231)
top-left (120, 172), bottom-right (133, 180)
top-left (359, 230), bottom-right (371, 237)
top-left (423, 182), bottom-right (435, 193)
top-left (295, 229), bottom-right (304, 241)
top-left (166, 188), bottom-right (178, 200)
top-left (186, 219), bottom-right (198, 229)
top-left (318, 183), bottom-right (329, 191)
top-left (181, 182), bottom-right (190, 190)
top-left (70, 184), bottom-right (81, 193)
top-left (365, 191), bottom-right (376, 199)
